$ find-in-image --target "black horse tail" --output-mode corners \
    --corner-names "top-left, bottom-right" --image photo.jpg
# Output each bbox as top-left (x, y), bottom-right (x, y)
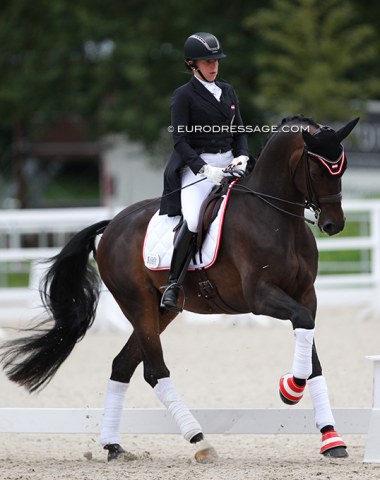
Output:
top-left (0, 219), bottom-right (111, 393)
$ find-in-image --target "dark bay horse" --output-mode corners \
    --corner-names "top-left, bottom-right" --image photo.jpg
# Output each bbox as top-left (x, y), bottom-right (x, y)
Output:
top-left (1, 115), bottom-right (359, 462)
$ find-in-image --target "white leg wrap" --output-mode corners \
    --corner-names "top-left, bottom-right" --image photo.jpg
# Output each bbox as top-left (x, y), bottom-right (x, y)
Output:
top-left (292, 328), bottom-right (315, 379)
top-left (99, 379), bottom-right (129, 447)
top-left (154, 377), bottom-right (202, 442)
top-left (308, 375), bottom-right (335, 430)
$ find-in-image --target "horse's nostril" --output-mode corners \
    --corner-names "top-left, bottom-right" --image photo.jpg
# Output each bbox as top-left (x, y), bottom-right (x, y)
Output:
top-left (322, 222), bottom-right (341, 236)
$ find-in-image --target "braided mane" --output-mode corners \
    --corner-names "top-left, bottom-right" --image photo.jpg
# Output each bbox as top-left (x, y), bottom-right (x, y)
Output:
top-left (257, 114), bottom-right (319, 158)
top-left (279, 114), bottom-right (319, 129)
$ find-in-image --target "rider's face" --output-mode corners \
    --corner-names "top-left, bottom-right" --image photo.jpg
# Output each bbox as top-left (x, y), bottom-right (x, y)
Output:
top-left (194, 59), bottom-right (219, 82)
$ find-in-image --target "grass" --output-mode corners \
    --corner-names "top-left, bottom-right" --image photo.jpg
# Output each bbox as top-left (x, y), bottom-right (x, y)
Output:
top-left (313, 213), bottom-right (371, 274)
top-left (0, 268), bottom-right (29, 288)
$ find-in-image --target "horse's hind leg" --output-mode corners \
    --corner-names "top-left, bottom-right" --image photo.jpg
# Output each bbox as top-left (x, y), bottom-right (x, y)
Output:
top-left (100, 331), bottom-right (143, 459)
top-left (127, 299), bottom-right (217, 463)
top-left (143, 327), bottom-right (217, 461)
top-left (100, 312), bottom-right (176, 460)
top-left (151, 376), bottom-right (217, 464)
top-left (101, 303), bottom-right (216, 463)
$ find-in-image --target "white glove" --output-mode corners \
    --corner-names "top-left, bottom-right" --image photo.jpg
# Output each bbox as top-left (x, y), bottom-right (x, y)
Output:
top-left (198, 164), bottom-right (225, 185)
top-left (229, 155), bottom-right (249, 172)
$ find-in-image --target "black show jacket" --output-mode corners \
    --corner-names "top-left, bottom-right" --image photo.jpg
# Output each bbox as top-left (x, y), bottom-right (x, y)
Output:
top-left (159, 76), bottom-right (249, 216)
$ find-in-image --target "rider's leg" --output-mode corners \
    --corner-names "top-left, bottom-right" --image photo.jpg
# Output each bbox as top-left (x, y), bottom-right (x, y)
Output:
top-left (161, 150), bottom-right (234, 312)
top-left (161, 221), bottom-right (196, 312)
top-left (161, 167), bottom-right (213, 312)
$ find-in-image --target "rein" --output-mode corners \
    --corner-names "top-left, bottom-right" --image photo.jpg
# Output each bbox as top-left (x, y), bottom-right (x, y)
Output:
top-left (231, 181), bottom-right (317, 225)
top-left (96, 145), bottom-right (343, 234)
top-left (232, 146), bottom-right (343, 226)
top-left (95, 177), bottom-right (209, 234)
top-left (232, 149), bottom-right (323, 226)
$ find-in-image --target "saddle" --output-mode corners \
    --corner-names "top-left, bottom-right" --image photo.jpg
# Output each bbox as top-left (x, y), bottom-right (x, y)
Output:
top-left (172, 182), bottom-right (229, 254)
top-left (143, 176), bottom-right (240, 272)
top-left (143, 178), bottom-right (241, 314)
top-left (196, 182), bottom-right (229, 252)
top-left (194, 162), bottom-right (256, 248)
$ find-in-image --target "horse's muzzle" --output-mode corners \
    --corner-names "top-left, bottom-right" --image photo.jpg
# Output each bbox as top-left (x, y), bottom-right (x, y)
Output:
top-left (320, 216), bottom-right (346, 236)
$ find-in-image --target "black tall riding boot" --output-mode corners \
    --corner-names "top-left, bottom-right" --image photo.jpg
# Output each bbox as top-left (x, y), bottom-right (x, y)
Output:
top-left (161, 222), bottom-right (196, 312)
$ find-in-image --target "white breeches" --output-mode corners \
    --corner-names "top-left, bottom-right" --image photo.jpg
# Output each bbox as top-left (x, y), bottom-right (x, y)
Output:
top-left (181, 150), bottom-right (234, 232)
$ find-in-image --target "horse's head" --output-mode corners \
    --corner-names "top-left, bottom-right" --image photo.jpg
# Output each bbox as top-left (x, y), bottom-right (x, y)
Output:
top-left (297, 117), bottom-right (359, 236)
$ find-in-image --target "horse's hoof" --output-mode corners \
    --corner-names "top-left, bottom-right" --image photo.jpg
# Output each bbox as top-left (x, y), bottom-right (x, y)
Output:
top-left (104, 443), bottom-right (126, 461)
top-left (194, 440), bottom-right (218, 464)
top-left (279, 373), bottom-right (305, 405)
top-left (279, 390), bottom-right (297, 405)
top-left (322, 446), bottom-right (349, 458)
top-left (320, 430), bottom-right (347, 457)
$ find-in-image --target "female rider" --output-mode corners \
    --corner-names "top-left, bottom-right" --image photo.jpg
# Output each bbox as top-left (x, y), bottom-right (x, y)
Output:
top-left (160, 32), bottom-right (250, 312)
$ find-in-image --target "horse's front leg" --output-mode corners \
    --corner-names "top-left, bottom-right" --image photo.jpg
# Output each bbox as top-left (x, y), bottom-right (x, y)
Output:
top-left (249, 281), bottom-right (347, 458)
top-left (308, 343), bottom-right (348, 458)
top-left (251, 280), bottom-right (316, 389)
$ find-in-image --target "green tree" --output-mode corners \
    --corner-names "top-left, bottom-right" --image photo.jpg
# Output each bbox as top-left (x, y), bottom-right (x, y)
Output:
top-left (4, 0), bottom-right (379, 206)
top-left (244, 0), bottom-right (380, 122)
top-left (0, 0), bottom-right (263, 148)
top-left (0, 0), bottom-right (265, 207)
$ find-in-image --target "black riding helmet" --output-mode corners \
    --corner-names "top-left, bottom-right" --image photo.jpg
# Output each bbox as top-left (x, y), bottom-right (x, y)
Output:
top-left (184, 32), bottom-right (226, 82)
top-left (184, 32), bottom-right (226, 64)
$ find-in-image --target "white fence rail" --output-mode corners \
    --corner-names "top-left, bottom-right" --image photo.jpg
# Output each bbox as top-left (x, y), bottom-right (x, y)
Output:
top-left (314, 199), bottom-right (380, 311)
top-left (0, 407), bottom-right (371, 435)
top-left (317, 199), bottom-right (380, 286)
top-left (0, 200), bottom-right (380, 322)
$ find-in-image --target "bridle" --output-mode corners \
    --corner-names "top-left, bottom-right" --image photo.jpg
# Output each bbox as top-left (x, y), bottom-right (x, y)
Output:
top-left (231, 145), bottom-right (346, 226)
top-left (301, 147), bottom-right (346, 223)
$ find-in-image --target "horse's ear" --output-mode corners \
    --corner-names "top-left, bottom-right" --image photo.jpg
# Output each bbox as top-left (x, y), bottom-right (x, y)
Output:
top-left (302, 130), bottom-right (320, 150)
top-left (336, 117), bottom-right (360, 142)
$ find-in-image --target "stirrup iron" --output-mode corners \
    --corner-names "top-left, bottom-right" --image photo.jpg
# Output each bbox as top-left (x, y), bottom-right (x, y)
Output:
top-left (160, 283), bottom-right (185, 313)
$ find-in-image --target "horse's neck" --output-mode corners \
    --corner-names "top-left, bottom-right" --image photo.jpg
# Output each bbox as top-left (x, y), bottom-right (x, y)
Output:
top-left (247, 160), bottom-right (298, 201)
top-left (248, 137), bottom-right (304, 203)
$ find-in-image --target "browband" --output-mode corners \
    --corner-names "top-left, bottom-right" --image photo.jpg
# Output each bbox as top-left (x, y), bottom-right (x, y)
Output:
top-left (307, 149), bottom-right (346, 176)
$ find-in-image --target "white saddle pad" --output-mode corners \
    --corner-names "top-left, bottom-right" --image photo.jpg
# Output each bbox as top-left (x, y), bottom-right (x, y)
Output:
top-left (143, 193), bottom-right (230, 271)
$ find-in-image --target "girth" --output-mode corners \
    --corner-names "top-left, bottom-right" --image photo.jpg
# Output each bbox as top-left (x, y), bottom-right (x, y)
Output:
top-left (196, 267), bottom-right (243, 314)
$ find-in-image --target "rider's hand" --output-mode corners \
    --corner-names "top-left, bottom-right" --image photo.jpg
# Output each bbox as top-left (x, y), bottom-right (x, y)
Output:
top-left (227, 155), bottom-right (249, 173)
top-left (198, 164), bottom-right (225, 185)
